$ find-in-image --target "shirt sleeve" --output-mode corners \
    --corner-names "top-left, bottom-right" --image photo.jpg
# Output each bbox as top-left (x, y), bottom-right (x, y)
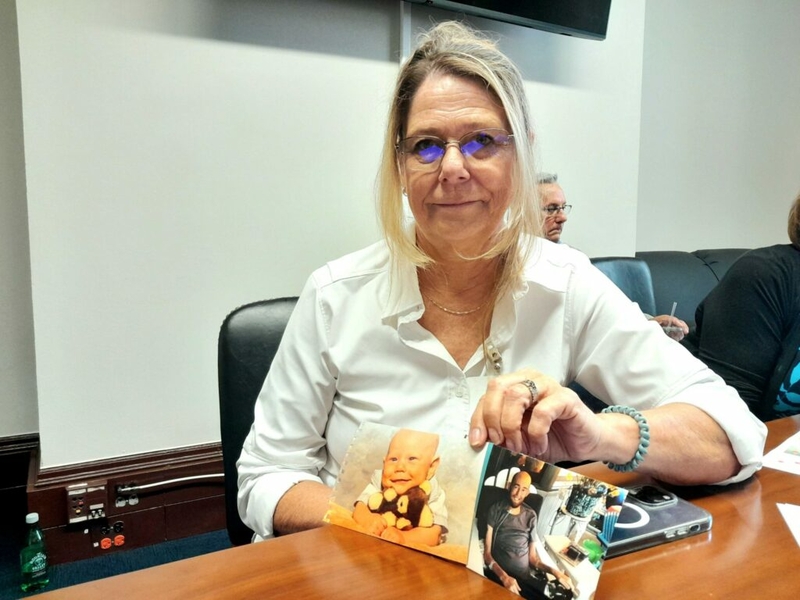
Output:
top-left (527, 510), bottom-right (537, 544)
top-left (236, 275), bottom-right (337, 539)
top-left (485, 501), bottom-right (503, 533)
top-left (569, 260), bottom-right (767, 485)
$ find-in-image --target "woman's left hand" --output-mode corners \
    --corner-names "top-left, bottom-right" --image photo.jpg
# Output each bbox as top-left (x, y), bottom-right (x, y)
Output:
top-left (468, 370), bottom-right (602, 463)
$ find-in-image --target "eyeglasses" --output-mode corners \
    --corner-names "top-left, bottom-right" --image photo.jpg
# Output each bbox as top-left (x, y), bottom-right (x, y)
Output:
top-left (396, 128), bottom-right (514, 171)
top-left (542, 204), bottom-right (572, 216)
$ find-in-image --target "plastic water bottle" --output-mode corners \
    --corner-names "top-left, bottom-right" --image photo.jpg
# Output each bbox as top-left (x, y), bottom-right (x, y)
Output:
top-left (20, 512), bottom-right (49, 592)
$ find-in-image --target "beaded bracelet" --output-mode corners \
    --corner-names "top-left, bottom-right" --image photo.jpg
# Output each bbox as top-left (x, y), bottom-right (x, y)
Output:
top-left (601, 405), bottom-right (650, 472)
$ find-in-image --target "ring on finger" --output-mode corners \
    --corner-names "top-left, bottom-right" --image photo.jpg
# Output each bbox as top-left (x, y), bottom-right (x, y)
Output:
top-left (521, 379), bottom-right (538, 406)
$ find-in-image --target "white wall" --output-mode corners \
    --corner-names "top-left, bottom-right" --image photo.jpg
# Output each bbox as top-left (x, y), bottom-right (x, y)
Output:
top-left (637, 0), bottom-right (800, 250)
top-left (16, 0), bottom-right (396, 467)
top-left (0, 0), bottom-right (38, 438)
top-left (12, 0), bottom-right (646, 469)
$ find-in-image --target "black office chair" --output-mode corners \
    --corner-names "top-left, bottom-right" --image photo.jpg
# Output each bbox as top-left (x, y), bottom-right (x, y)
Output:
top-left (590, 256), bottom-right (657, 317)
top-left (217, 296), bottom-right (299, 546)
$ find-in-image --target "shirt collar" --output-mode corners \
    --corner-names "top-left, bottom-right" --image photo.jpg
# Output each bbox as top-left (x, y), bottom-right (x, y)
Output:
top-left (382, 252), bottom-right (425, 325)
top-left (381, 234), bottom-right (557, 327)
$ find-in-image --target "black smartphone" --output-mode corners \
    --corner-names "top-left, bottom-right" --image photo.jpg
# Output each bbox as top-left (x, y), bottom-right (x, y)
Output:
top-left (628, 485), bottom-right (678, 508)
top-left (604, 484), bottom-right (712, 557)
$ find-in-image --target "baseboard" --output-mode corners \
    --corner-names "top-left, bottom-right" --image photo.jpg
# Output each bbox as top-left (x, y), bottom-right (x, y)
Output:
top-left (24, 442), bottom-right (226, 565)
top-left (0, 433), bottom-right (38, 455)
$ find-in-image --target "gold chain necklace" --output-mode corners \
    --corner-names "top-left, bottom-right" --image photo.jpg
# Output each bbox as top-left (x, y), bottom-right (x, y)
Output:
top-left (425, 295), bottom-right (489, 316)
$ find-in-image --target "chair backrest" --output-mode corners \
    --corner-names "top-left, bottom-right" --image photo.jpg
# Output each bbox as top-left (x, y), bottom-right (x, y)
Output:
top-left (590, 257), bottom-right (657, 317)
top-left (634, 250), bottom-right (720, 325)
top-left (634, 249), bottom-right (748, 325)
top-left (217, 296), bottom-right (298, 545)
top-left (691, 248), bottom-right (749, 281)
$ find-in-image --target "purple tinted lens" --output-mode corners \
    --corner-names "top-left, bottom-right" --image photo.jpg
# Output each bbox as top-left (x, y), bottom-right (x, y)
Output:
top-left (460, 138), bottom-right (487, 157)
top-left (417, 145), bottom-right (444, 164)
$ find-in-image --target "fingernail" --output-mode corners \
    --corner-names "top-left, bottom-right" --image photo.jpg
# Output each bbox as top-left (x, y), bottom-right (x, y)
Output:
top-left (469, 428), bottom-right (482, 446)
top-left (507, 440), bottom-right (518, 454)
top-left (488, 428), bottom-right (501, 445)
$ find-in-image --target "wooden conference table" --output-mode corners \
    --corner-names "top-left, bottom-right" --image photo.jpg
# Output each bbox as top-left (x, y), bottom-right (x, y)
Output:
top-left (41, 416), bottom-right (800, 599)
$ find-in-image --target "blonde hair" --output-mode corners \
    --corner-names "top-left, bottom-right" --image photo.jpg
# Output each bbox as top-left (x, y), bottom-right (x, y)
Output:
top-left (789, 191), bottom-right (800, 249)
top-left (376, 21), bottom-right (542, 301)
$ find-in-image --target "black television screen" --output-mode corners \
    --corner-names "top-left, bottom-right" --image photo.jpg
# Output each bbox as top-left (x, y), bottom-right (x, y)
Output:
top-left (403, 0), bottom-right (612, 41)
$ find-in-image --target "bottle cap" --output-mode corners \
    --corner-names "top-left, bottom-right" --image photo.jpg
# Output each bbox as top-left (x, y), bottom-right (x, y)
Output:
top-left (25, 513), bottom-right (39, 524)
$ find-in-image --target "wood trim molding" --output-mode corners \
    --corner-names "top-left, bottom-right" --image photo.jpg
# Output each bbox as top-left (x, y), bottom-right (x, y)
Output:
top-left (0, 432), bottom-right (38, 456)
top-left (32, 442), bottom-right (223, 489)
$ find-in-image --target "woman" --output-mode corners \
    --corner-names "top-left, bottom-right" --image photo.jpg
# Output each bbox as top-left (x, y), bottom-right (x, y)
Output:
top-left (237, 21), bottom-right (766, 541)
top-left (684, 192), bottom-right (800, 421)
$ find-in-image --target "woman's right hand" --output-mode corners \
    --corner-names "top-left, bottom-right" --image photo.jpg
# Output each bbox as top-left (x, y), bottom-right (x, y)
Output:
top-left (468, 369), bottom-right (604, 464)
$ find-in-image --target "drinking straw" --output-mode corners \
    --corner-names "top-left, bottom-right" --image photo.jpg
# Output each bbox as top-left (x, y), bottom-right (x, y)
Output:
top-left (669, 302), bottom-right (677, 322)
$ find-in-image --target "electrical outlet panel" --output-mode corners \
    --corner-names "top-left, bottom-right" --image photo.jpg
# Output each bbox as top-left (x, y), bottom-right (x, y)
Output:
top-left (66, 480), bottom-right (107, 524)
top-left (97, 520), bottom-right (126, 550)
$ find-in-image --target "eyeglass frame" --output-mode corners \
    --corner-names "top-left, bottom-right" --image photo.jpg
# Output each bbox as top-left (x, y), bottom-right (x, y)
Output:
top-left (395, 128), bottom-right (515, 171)
top-left (542, 204), bottom-right (572, 216)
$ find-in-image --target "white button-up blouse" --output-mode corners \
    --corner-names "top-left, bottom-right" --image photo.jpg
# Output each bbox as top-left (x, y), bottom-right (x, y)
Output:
top-left (237, 238), bottom-right (766, 539)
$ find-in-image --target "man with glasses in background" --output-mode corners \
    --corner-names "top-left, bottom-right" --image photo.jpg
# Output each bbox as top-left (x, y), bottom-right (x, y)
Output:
top-left (537, 173), bottom-right (572, 244)
top-left (537, 173), bottom-right (688, 341)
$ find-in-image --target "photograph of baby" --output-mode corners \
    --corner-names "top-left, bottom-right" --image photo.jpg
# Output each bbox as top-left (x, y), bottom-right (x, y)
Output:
top-left (324, 422), bottom-right (487, 564)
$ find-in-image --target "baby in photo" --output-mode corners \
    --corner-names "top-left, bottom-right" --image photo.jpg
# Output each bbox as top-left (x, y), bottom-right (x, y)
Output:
top-left (352, 428), bottom-right (448, 546)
